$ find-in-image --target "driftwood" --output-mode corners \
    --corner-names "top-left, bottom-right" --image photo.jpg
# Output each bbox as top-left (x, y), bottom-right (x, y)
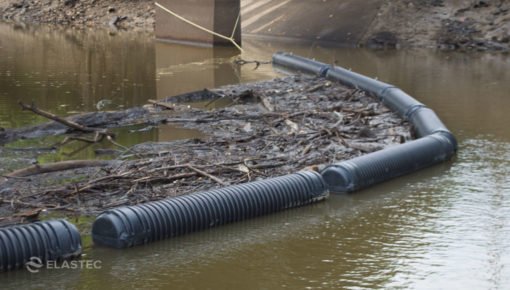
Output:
top-left (3, 160), bottom-right (115, 179)
top-left (148, 99), bottom-right (175, 110)
top-left (19, 102), bottom-right (112, 136)
top-left (0, 107), bottom-right (151, 145)
top-left (234, 58), bottom-right (272, 70)
top-left (187, 165), bottom-right (228, 186)
top-left (0, 208), bottom-right (45, 226)
top-left (0, 75), bottom-right (412, 218)
top-left (17, 102), bottom-right (136, 155)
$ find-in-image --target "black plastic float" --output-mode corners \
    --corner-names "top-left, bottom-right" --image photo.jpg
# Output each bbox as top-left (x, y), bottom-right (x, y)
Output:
top-left (272, 52), bottom-right (331, 77)
top-left (272, 51), bottom-right (457, 193)
top-left (0, 219), bottom-right (82, 272)
top-left (320, 133), bottom-right (455, 192)
top-left (91, 52), bottom-right (457, 249)
top-left (1, 52), bottom-right (459, 267)
top-left (92, 171), bottom-right (328, 248)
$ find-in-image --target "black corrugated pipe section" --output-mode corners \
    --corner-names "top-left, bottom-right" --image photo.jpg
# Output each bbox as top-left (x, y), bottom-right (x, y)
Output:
top-left (272, 52), bottom-right (331, 77)
top-left (0, 219), bottom-right (82, 272)
top-left (321, 132), bottom-right (456, 192)
top-left (380, 87), bottom-right (424, 118)
top-left (272, 52), bottom-right (457, 193)
top-left (92, 171), bottom-right (328, 249)
top-left (326, 64), bottom-right (394, 96)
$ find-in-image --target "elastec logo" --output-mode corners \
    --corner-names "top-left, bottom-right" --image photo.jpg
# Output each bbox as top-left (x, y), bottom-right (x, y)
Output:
top-left (25, 257), bottom-right (44, 273)
top-left (25, 257), bottom-right (102, 273)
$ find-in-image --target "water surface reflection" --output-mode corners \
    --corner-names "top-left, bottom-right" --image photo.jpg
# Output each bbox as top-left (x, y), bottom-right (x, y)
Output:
top-left (0, 22), bottom-right (509, 289)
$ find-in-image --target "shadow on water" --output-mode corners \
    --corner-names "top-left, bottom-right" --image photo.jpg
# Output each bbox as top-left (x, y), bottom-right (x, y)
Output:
top-left (1, 22), bottom-right (510, 289)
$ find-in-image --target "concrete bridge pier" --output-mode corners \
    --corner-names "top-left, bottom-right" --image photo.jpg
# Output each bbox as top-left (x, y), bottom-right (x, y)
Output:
top-left (155, 0), bottom-right (241, 47)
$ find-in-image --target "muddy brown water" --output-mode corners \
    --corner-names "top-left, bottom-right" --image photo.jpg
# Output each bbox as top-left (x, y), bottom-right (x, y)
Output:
top-left (1, 22), bottom-right (510, 289)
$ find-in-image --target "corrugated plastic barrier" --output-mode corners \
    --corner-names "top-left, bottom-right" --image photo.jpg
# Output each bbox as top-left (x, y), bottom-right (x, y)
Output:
top-left (87, 52), bottom-right (457, 250)
top-left (0, 219), bottom-right (82, 272)
top-left (0, 52), bottom-right (458, 267)
top-left (273, 51), bottom-right (457, 193)
top-left (92, 171), bottom-right (328, 248)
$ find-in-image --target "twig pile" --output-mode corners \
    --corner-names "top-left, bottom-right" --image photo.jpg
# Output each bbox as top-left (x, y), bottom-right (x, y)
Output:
top-left (0, 75), bottom-right (412, 220)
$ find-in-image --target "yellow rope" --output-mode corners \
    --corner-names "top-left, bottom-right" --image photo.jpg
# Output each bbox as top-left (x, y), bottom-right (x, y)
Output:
top-left (231, 13), bottom-right (241, 39)
top-left (155, 2), bottom-right (243, 53)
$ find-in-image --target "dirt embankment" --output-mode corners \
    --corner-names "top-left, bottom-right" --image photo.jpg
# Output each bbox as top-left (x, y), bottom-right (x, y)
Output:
top-left (0, 0), bottom-right (510, 51)
top-left (0, 0), bottom-right (154, 32)
top-left (365, 0), bottom-right (510, 51)
top-left (1, 1), bottom-right (510, 48)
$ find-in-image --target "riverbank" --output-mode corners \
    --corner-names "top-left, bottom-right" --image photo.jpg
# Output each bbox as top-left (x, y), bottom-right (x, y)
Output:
top-left (2, 0), bottom-right (510, 50)
top-left (0, 0), bottom-right (154, 32)
top-left (365, 0), bottom-right (510, 51)
top-left (0, 75), bottom-right (411, 225)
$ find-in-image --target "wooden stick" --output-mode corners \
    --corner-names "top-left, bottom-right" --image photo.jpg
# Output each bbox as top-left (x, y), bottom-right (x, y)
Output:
top-left (146, 164), bottom-right (190, 173)
top-left (19, 102), bottom-right (113, 136)
top-left (148, 99), bottom-right (175, 110)
top-left (203, 89), bottom-right (227, 107)
top-left (133, 172), bottom-right (197, 183)
top-left (0, 198), bottom-right (59, 209)
top-left (1, 175), bottom-right (31, 180)
top-left (69, 135), bottom-right (104, 143)
top-left (187, 165), bottom-right (228, 186)
top-left (4, 160), bottom-right (114, 178)
top-left (61, 142), bottom-right (94, 157)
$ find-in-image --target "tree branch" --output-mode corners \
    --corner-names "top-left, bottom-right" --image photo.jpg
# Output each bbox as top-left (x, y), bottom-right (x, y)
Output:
top-left (18, 101), bottom-right (113, 136)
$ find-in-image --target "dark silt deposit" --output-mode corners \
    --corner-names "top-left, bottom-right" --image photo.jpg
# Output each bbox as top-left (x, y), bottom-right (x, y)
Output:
top-left (0, 75), bottom-right (411, 223)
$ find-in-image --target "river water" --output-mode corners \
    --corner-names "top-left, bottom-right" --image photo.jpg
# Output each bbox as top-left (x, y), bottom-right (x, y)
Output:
top-left (1, 22), bottom-right (510, 289)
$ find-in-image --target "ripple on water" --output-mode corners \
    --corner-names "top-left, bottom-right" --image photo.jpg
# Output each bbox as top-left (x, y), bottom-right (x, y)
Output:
top-left (379, 138), bottom-right (510, 289)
